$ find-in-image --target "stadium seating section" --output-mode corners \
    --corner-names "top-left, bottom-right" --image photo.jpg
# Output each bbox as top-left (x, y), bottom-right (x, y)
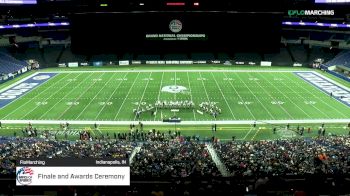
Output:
top-left (0, 52), bottom-right (27, 75)
top-left (324, 50), bottom-right (350, 68)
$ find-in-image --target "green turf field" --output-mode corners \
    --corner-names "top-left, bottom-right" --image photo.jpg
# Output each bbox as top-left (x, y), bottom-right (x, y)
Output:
top-left (0, 69), bottom-right (349, 122)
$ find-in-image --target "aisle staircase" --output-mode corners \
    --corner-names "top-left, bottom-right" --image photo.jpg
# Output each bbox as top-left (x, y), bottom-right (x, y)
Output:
top-left (206, 143), bottom-right (231, 177)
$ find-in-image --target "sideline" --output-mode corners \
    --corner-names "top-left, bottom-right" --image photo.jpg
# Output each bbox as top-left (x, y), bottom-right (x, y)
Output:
top-left (1, 119), bottom-right (349, 125)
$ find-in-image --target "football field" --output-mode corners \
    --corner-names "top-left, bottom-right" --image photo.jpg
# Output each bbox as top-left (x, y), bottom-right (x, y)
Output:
top-left (0, 69), bottom-right (349, 124)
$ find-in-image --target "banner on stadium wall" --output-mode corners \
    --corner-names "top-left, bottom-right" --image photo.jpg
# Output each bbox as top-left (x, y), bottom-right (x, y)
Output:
top-left (293, 63), bottom-right (303, 67)
top-left (193, 61), bottom-right (207, 64)
top-left (164, 61), bottom-right (180, 64)
top-left (179, 61), bottom-right (193, 64)
top-left (210, 60), bottom-right (221, 64)
top-left (234, 61), bottom-right (245, 65)
top-left (260, 61), bottom-right (272, 66)
top-left (58, 63), bottom-right (67, 68)
top-left (119, 61), bottom-right (130, 66)
top-left (68, 62), bottom-right (79, 67)
top-left (131, 61), bottom-right (141, 65)
top-left (248, 62), bottom-right (256, 65)
top-left (146, 61), bottom-right (159, 64)
top-left (80, 62), bottom-right (89, 66)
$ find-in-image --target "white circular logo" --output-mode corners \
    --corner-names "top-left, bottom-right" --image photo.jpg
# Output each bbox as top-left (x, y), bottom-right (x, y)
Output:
top-left (161, 85), bottom-right (187, 94)
top-left (169, 20), bottom-right (182, 33)
top-left (16, 167), bottom-right (34, 185)
top-left (33, 75), bottom-right (50, 80)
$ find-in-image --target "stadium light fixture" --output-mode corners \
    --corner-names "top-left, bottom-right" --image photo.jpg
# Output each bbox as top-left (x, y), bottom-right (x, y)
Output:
top-left (166, 2), bottom-right (185, 6)
top-left (0, 22), bottom-right (70, 30)
top-left (282, 21), bottom-right (350, 28)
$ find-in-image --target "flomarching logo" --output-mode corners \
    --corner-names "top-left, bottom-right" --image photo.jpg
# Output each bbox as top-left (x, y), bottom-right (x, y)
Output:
top-left (169, 20), bottom-right (182, 33)
top-left (288, 10), bottom-right (334, 16)
top-left (16, 167), bottom-right (34, 185)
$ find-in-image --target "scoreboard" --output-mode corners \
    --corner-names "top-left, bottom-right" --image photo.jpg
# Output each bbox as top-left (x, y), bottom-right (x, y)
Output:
top-left (71, 11), bottom-right (282, 54)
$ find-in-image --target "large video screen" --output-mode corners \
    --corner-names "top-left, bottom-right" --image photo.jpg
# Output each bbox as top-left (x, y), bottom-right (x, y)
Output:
top-left (71, 12), bottom-right (282, 53)
top-left (315, 0), bottom-right (350, 3)
top-left (0, 0), bottom-right (36, 4)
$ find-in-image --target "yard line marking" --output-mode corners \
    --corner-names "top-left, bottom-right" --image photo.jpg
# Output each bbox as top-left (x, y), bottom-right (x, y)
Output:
top-left (198, 72), bottom-right (211, 102)
top-left (2, 73), bottom-right (72, 119)
top-left (251, 128), bottom-right (261, 140)
top-left (233, 72), bottom-right (275, 119)
top-left (269, 73), bottom-right (331, 118)
top-left (186, 72), bottom-right (197, 121)
top-left (257, 73), bottom-right (313, 118)
top-left (210, 72), bottom-right (236, 120)
top-left (174, 71), bottom-right (177, 100)
top-left (283, 73), bottom-right (349, 118)
top-left (154, 72), bottom-right (165, 121)
top-left (75, 72), bottom-right (117, 120)
top-left (246, 72), bottom-right (294, 119)
top-left (243, 127), bottom-right (254, 140)
top-left (134, 72), bottom-right (152, 121)
top-left (95, 72), bottom-right (129, 120)
top-left (198, 72), bottom-right (217, 119)
top-left (37, 73), bottom-right (95, 119)
top-left (222, 72), bottom-right (256, 119)
top-left (57, 72), bottom-right (107, 119)
top-left (114, 72), bottom-right (141, 120)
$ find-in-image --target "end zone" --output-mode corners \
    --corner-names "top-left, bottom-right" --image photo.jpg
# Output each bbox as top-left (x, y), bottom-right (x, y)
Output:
top-left (294, 72), bottom-right (350, 107)
top-left (0, 73), bottom-right (57, 108)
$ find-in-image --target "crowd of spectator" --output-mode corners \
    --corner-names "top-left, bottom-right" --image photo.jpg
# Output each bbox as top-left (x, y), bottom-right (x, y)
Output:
top-left (0, 137), bottom-right (135, 175)
top-left (131, 139), bottom-right (220, 178)
top-left (214, 136), bottom-right (350, 177)
top-left (2, 124), bottom-right (350, 180)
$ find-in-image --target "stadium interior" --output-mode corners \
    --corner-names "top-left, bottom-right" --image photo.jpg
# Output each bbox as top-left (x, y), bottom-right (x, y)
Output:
top-left (0, 0), bottom-right (350, 195)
